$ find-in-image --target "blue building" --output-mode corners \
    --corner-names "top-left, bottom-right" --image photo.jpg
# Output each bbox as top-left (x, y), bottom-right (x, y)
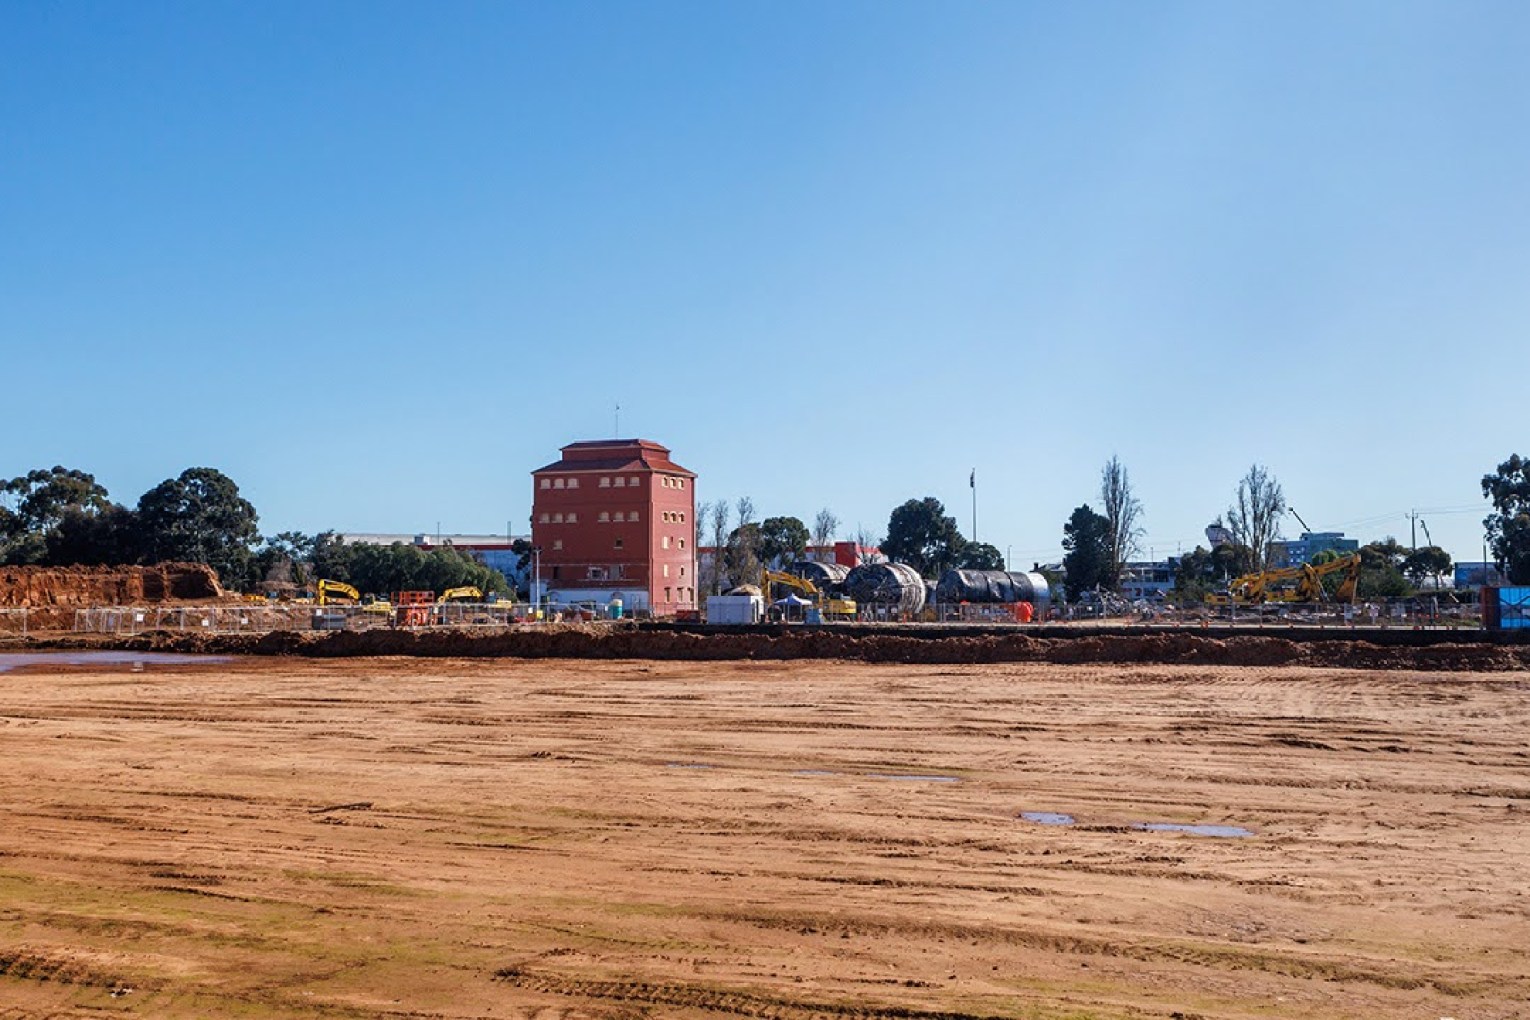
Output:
top-left (1267, 532), bottom-right (1359, 569)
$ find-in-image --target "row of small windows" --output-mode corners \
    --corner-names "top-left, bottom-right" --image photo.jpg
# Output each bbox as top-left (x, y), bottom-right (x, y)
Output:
top-left (660, 476), bottom-right (687, 489)
top-left (539, 511), bottom-right (652, 525)
top-left (540, 474), bottom-right (688, 491)
top-left (540, 477), bottom-right (582, 490)
top-left (661, 510), bottom-right (686, 524)
top-left (599, 476), bottom-right (644, 488)
top-left (660, 536), bottom-right (687, 550)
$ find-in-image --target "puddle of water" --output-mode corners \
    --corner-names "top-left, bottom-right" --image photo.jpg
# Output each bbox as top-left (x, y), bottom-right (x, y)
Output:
top-left (664, 762), bottom-right (714, 770)
top-left (867, 774), bottom-right (960, 783)
top-left (1135, 822), bottom-right (1253, 838)
top-left (1020, 811), bottom-right (1076, 826)
top-left (794, 769), bottom-right (838, 776)
top-left (0, 651), bottom-right (230, 674)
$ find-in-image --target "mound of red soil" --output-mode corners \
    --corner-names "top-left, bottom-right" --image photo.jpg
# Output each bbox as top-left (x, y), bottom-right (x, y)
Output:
top-left (0, 562), bottom-right (223, 608)
top-left (44, 624), bottom-right (1530, 672)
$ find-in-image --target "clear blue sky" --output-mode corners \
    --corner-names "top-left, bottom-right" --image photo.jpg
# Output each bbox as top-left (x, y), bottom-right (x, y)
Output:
top-left (4, 1), bottom-right (1526, 565)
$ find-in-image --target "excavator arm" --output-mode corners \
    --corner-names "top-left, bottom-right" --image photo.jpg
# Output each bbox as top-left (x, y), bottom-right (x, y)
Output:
top-left (317, 579), bottom-right (361, 606)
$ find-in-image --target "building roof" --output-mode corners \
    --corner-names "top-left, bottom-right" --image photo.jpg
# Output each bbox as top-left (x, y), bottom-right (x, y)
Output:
top-left (532, 438), bottom-right (695, 477)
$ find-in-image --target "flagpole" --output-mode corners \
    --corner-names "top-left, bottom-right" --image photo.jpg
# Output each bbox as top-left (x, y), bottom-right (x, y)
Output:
top-left (970, 468), bottom-right (977, 543)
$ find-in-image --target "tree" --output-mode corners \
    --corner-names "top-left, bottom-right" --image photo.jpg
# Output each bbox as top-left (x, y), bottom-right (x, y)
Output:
top-left (1, 466), bottom-right (114, 564)
top-left (881, 497), bottom-right (966, 578)
top-left (46, 504), bottom-right (140, 566)
top-left (1099, 456), bottom-right (1143, 590)
top-left (1402, 546), bottom-right (1452, 590)
top-left (812, 508), bottom-right (839, 552)
top-left (1061, 505), bottom-right (1109, 601)
top-left (853, 526), bottom-right (882, 562)
top-left (723, 497), bottom-right (761, 588)
top-left (757, 516), bottom-right (809, 568)
top-left (135, 467), bottom-right (260, 586)
top-left (705, 500), bottom-right (731, 593)
top-left (1357, 538), bottom-right (1410, 597)
top-left (1226, 464), bottom-right (1286, 572)
top-left (957, 542), bottom-right (1004, 570)
top-left (1482, 453), bottom-right (1530, 584)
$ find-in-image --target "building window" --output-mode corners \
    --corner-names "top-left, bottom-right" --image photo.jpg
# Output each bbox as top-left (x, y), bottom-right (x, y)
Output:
top-left (566, 513), bottom-right (577, 524)
top-left (567, 478), bottom-right (578, 489)
top-left (615, 477), bottom-right (626, 487)
top-left (662, 536), bottom-right (670, 550)
top-left (600, 476), bottom-right (610, 487)
top-left (629, 510), bottom-right (639, 522)
top-left (552, 540), bottom-right (563, 551)
top-left (539, 478), bottom-right (550, 489)
top-left (662, 564), bottom-right (670, 577)
top-left (554, 478), bottom-right (565, 489)
top-left (614, 538), bottom-right (624, 549)
top-left (679, 566), bottom-right (686, 577)
top-left (599, 512), bottom-right (609, 523)
top-left (629, 476), bottom-right (640, 487)
top-left (587, 566), bottom-right (608, 581)
top-left (613, 511), bottom-right (624, 523)
top-left (538, 513), bottom-right (549, 524)
top-left (678, 538), bottom-right (686, 550)
top-left (553, 513), bottom-right (563, 523)
top-left (679, 512), bottom-right (685, 523)
top-left (665, 587), bottom-right (672, 602)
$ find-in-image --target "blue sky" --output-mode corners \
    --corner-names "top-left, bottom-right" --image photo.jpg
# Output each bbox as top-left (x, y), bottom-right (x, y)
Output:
top-left (3, 1), bottom-right (1526, 564)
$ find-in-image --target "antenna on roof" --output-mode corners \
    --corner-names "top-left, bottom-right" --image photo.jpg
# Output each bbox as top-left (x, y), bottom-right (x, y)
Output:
top-left (614, 402), bottom-right (620, 438)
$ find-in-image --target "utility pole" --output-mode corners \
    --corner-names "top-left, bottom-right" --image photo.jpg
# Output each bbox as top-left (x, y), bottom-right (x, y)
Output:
top-left (614, 403), bottom-right (621, 437)
top-left (1408, 509), bottom-right (1419, 553)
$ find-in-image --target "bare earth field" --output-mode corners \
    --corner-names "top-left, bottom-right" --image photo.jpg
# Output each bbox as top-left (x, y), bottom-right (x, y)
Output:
top-left (1, 655), bottom-right (1527, 1020)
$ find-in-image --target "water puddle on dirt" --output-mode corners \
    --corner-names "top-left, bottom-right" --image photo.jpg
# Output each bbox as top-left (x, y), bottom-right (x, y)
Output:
top-left (1134, 823), bottom-right (1253, 838)
top-left (0, 651), bottom-right (230, 674)
top-left (1019, 811), bottom-right (1076, 826)
top-left (794, 769), bottom-right (838, 776)
top-left (867, 774), bottom-right (961, 783)
top-left (664, 762), bottom-right (715, 770)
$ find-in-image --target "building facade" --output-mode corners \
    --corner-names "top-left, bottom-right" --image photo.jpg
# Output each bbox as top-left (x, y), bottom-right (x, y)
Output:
top-left (1267, 532), bottom-right (1359, 569)
top-left (530, 439), bottom-right (697, 616)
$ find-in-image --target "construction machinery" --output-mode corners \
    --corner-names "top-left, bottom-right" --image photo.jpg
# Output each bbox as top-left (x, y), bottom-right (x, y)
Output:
top-left (1295, 553), bottom-right (1361, 603)
top-left (317, 579), bottom-right (361, 606)
top-left (761, 570), bottom-right (857, 620)
top-left (1207, 554), bottom-right (1361, 605)
top-left (437, 586), bottom-right (483, 603)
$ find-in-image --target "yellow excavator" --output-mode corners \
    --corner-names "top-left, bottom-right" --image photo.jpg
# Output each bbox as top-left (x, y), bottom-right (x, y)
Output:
top-left (437, 586), bottom-right (483, 603)
top-left (316, 579), bottom-right (361, 606)
top-left (760, 570), bottom-right (857, 620)
top-left (1294, 554), bottom-right (1361, 603)
top-left (1207, 553), bottom-right (1362, 605)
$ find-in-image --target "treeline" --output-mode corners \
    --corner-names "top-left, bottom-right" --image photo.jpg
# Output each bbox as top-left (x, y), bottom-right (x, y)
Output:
top-left (0, 466), bottom-right (506, 596)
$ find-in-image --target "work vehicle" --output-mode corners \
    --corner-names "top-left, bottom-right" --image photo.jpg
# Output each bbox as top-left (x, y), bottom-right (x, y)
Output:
top-left (1207, 553), bottom-right (1362, 605)
top-left (437, 586), bottom-right (483, 603)
top-left (316, 579), bottom-right (361, 606)
top-left (760, 570), bottom-right (857, 620)
top-left (1294, 554), bottom-right (1362, 603)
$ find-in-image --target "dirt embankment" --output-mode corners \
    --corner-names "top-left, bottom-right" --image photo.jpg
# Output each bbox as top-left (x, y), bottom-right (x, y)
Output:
top-left (0, 563), bottom-right (226, 631)
top-left (40, 625), bottom-right (1530, 671)
top-left (0, 562), bottom-right (223, 608)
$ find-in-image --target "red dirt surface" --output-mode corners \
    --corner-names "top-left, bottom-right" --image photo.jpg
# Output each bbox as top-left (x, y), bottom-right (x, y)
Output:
top-left (32, 624), bottom-right (1530, 672)
top-left (0, 654), bottom-right (1527, 1019)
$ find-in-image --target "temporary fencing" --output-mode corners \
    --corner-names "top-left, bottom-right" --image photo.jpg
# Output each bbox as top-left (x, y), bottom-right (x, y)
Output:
top-left (72, 602), bottom-right (558, 636)
top-left (0, 608), bottom-right (28, 635)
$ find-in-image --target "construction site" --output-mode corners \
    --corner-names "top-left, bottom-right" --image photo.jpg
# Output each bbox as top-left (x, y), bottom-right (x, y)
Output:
top-left (2, 559), bottom-right (1529, 1019)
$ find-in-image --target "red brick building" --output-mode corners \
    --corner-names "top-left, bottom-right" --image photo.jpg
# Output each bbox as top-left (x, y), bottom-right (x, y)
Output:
top-left (530, 439), bottom-right (697, 616)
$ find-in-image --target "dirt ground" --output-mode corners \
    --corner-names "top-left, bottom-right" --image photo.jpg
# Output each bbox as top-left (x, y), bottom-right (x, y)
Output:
top-left (1, 656), bottom-right (1527, 1020)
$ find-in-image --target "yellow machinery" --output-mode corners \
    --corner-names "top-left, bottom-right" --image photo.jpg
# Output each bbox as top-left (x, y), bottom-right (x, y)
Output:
top-left (760, 570), bottom-right (857, 619)
top-left (1295, 554), bottom-right (1361, 603)
top-left (1207, 553), bottom-right (1362, 605)
top-left (316, 579), bottom-right (361, 606)
top-left (437, 586), bottom-right (483, 603)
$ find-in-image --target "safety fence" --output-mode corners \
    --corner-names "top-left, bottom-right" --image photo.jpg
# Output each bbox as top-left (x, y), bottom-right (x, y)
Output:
top-left (70, 602), bottom-right (615, 636)
top-left (0, 608), bottom-right (28, 635)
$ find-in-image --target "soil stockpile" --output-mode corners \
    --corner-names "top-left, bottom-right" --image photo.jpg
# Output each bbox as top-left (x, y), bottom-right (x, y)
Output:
top-left (1, 655), bottom-right (1526, 1019)
top-left (0, 562), bottom-right (223, 608)
top-left (26, 624), bottom-right (1530, 671)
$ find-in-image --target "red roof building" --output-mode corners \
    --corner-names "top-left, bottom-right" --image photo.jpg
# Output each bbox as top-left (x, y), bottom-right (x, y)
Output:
top-left (530, 439), bottom-right (697, 616)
